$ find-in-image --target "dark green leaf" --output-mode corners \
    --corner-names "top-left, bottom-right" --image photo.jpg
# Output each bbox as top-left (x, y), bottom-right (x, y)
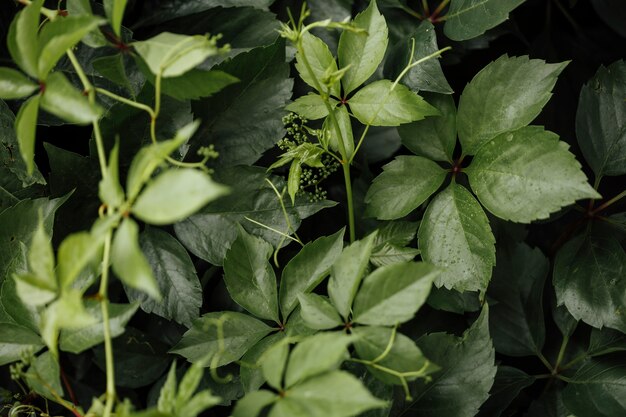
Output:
top-left (0, 67), bottom-right (38, 99)
top-left (365, 155), bottom-right (447, 220)
top-left (592, 0), bottom-right (626, 37)
top-left (297, 293), bottom-right (343, 330)
top-left (427, 287), bottom-right (481, 313)
top-left (457, 55), bottom-right (568, 154)
top-left (478, 366), bottom-right (535, 417)
top-left (588, 327), bottom-right (626, 357)
top-left (40, 71), bottom-right (103, 124)
top-left (155, 69), bottom-right (239, 101)
top-left (444, 0), bottom-right (525, 41)
top-left (418, 183), bottom-right (496, 292)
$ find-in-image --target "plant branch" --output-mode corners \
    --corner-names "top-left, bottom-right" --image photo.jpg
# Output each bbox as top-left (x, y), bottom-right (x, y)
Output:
top-left (98, 232), bottom-right (116, 417)
top-left (95, 88), bottom-right (155, 118)
top-left (592, 189), bottom-right (626, 214)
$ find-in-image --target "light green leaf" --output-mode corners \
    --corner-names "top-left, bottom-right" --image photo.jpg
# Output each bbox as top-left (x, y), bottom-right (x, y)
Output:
top-left (260, 340), bottom-right (289, 390)
top-left (0, 323), bottom-right (44, 366)
top-left (7, 0), bottom-right (43, 78)
top-left (576, 60), bottom-right (626, 177)
top-left (297, 293), bottom-right (343, 330)
top-left (418, 183), bottom-right (496, 292)
top-left (104, 0), bottom-right (128, 37)
top-left (287, 160), bottom-right (302, 205)
top-left (286, 93), bottom-right (333, 120)
top-left (467, 126), bottom-right (600, 223)
top-left (223, 226), bottom-right (279, 322)
top-left (352, 262), bottom-right (438, 325)
top-left (132, 168), bottom-right (229, 225)
top-left (158, 362), bottom-right (177, 413)
top-left (285, 332), bottom-right (353, 388)
top-left (397, 93), bottom-right (456, 162)
top-left (26, 216), bottom-right (56, 292)
top-left (324, 105), bottom-right (354, 159)
top-left (133, 32), bottom-right (221, 78)
top-left (24, 351), bottom-right (63, 401)
top-left (37, 15), bottom-right (105, 78)
top-left (240, 333), bottom-right (285, 393)
top-left (457, 55), bottom-right (568, 154)
top-left (444, 0), bottom-right (525, 41)
top-left (295, 31), bottom-right (340, 97)
top-left (554, 235), bottom-right (626, 333)
top-left (176, 362), bottom-right (204, 408)
top-left (562, 358), bottom-right (626, 416)
top-left (273, 370), bottom-right (386, 417)
top-left (14, 272), bottom-right (56, 307)
top-left (328, 232), bottom-right (377, 319)
top-left (66, 0), bottom-right (107, 47)
top-left (59, 302), bottom-right (138, 354)
top-left (0, 67), bottom-right (38, 99)
top-left (124, 228), bottom-right (201, 327)
top-left (337, 0), bottom-right (388, 94)
top-left (178, 390), bottom-right (221, 417)
top-left (232, 390), bottom-right (276, 417)
top-left (15, 95), bottom-right (40, 175)
top-left (349, 80), bottom-right (439, 126)
top-left (40, 72), bottom-right (103, 125)
top-left (111, 218), bottom-right (161, 300)
top-left (279, 228), bottom-right (345, 318)
top-left (99, 142), bottom-right (125, 209)
top-left (370, 243), bottom-right (419, 267)
top-left (352, 326), bottom-right (438, 385)
top-left (365, 155), bottom-right (447, 220)
top-left (171, 311), bottom-right (272, 366)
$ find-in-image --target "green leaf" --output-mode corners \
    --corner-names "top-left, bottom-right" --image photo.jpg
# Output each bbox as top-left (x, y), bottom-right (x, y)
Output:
top-left (104, 0), bottom-right (128, 37)
top-left (295, 31), bottom-right (340, 97)
top-left (285, 332), bottom-right (353, 388)
top-left (478, 366), bottom-right (535, 417)
top-left (324, 105), bottom-right (355, 159)
top-left (66, 0), bottom-right (107, 48)
top-left (349, 80), bottom-right (439, 126)
top-left (132, 168), bottom-right (229, 225)
top-left (7, 0), bottom-right (43, 78)
top-left (328, 232), bottom-right (377, 319)
top-left (37, 15), bottom-right (105, 78)
top-left (457, 55), bottom-right (568, 154)
top-left (562, 358), bottom-right (626, 416)
top-left (158, 362), bottom-right (177, 413)
top-left (40, 72), bottom-right (103, 124)
top-left (444, 0), bottom-right (525, 41)
top-left (0, 67), bottom-right (38, 100)
top-left (395, 305), bottom-right (496, 417)
top-left (554, 235), bottom-right (626, 333)
top-left (26, 216), bottom-right (56, 291)
top-left (370, 244), bottom-right (418, 267)
top-left (15, 95), bottom-right (40, 175)
top-left (353, 326), bottom-right (438, 385)
top-left (223, 226), bottom-right (279, 322)
top-left (111, 218), bottom-right (161, 300)
top-left (297, 293), bottom-right (343, 330)
top-left (576, 60), bottom-right (626, 177)
top-left (0, 323), bottom-right (44, 366)
top-left (272, 370), bottom-right (386, 417)
top-left (397, 93), bottom-right (456, 162)
top-left (353, 262), bottom-right (438, 325)
top-left (588, 327), bottom-right (626, 357)
top-left (467, 126), bottom-right (600, 222)
top-left (133, 32), bottom-right (221, 78)
top-left (59, 302), bottom-right (138, 354)
top-left (286, 93), bottom-right (332, 120)
top-left (337, 0), bottom-right (388, 94)
top-left (279, 228), bottom-right (345, 318)
top-left (57, 232), bottom-right (103, 291)
top-left (232, 390), bottom-right (276, 417)
top-left (24, 351), bottom-right (63, 401)
top-left (123, 228), bottom-right (201, 327)
top-left (259, 340), bottom-right (289, 390)
top-left (99, 142), bottom-right (125, 209)
top-left (178, 390), bottom-right (221, 417)
top-left (418, 183), bottom-right (496, 292)
top-left (365, 155), bottom-right (447, 220)
top-left (171, 311), bottom-right (272, 366)
top-left (427, 287), bottom-right (481, 313)
top-left (488, 241), bottom-right (548, 356)
top-left (240, 333), bottom-right (285, 393)
top-left (287, 160), bottom-right (302, 205)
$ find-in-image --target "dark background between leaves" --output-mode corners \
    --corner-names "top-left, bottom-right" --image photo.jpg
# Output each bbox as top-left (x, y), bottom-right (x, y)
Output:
top-left (0, 0), bottom-right (625, 416)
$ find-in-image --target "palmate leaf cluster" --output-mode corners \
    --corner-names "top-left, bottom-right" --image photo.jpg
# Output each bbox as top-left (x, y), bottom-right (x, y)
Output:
top-left (0, 1), bottom-right (625, 417)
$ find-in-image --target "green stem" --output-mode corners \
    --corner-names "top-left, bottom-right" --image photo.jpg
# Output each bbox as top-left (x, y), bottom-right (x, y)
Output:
top-left (592, 188), bottom-right (626, 214)
top-left (99, 232), bottom-right (116, 417)
top-left (553, 336), bottom-right (569, 372)
top-left (560, 352), bottom-right (588, 371)
top-left (349, 125), bottom-right (370, 165)
top-left (95, 88), bottom-right (155, 118)
top-left (430, 0), bottom-right (450, 20)
top-left (537, 352), bottom-right (554, 373)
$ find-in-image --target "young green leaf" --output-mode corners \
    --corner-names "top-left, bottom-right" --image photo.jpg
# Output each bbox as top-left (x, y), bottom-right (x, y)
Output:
top-left (24, 351), bottom-right (63, 401)
top-left (132, 168), bottom-right (229, 225)
top-left (349, 80), bottom-right (439, 126)
top-left (576, 60), bottom-right (626, 177)
top-left (418, 183), bottom-right (496, 292)
top-left (457, 55), bottom-right (568, 154)
top-left (27, 216), bottom-right (56, 291)
top-left (352, 326), bottom-right (438, 385)
top-left (171, 311), bottom-right (272, 366)
top-left (232, 390), bottom-right (276, 417)
top-left (295, 31), bottom-right (341, 97)
top-left (352, 262), bottom-right (438, 326)
top-left (0, 67), bottom-right (38, 99)
top-left (66, 0), bottom-right (108, 48)
top-left (99, 142), bottom-right (125, 209)
top-left (467, 127), bottom-right (600, 223)
top-left (365, 155), bottom-right (447, 220)
top-left (240, 333), bottom-right (286, 393)
top-left (259, 340), bottom-right (289, 390)
top-left (40, 72), bottom-right (103, 125)
top-left (478, 366), bottom-right (536, 417)
top-left (0, 323), bottom-right (44, 366)
top-left (286, 93), bottom-right (334, 120)
top-left (158, 362), bottom-right (178, 414)
top-left (57, 231), bottom-right (103, 290)
top-left (324, 105), bottom-right (355, 159)
top-left (223, 226), bottom-right (279, 322)
top-left (104, 0), bottom-right (128, 37)
top-left (7, 0), bottom-right (43, 78)
top-left (337, 0), bottom-right (388, 94)
top-left (297, 293), bottom-right (343, 330)
top-left (397, 93), bottom-right (456, 162)
top-left (328, 232), bottom-right (377, 319)
top-left (111, 218), bottom-right (161, 300)
top-left (15, 95), bottom-right (40, 175)
top-left (279, 228), bottom-right (345, 318)
top-left (444, 0), bottom-right (525, 41)
top-left (554, 235), bottom-right (626, 333)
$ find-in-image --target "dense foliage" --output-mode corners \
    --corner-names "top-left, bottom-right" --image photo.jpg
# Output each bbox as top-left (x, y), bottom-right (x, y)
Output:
top-left (1, 0), bottom-right (626, 416)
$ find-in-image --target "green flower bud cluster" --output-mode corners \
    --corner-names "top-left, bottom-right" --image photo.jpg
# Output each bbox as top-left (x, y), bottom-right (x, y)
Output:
top-left (299, 153), bottom-right (339, 202)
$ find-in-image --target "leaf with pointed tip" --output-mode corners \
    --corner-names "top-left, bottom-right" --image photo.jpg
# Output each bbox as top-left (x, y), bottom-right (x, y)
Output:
top-left (0, 323), bottom-right (44, 366)
top-left (286, 93), bottom-right (333, 120)
top-left (15, 95), bottom-right (40, 175)
top-left (7, 0), bottom-right (43, 77)
top-left (240, 333), bottom-right (285, 393)
top-left (24, 351), bottom-right (63, 400)
top-left (104, 0), bottom-right (128, 37)
top-left (479, 366), bottom-right (535, 417)
top-left (418, 183), bottom-right (496, 292)
top-left (444, 0), bottom-right (525, 41)
top-left (40, 72), bottom-right (103, 124)
top-left (232, 390), bottom-right (276, 417)
top-left (0, 68), bottom-right (38, 100)
top-left (588, 327), bottom-right (626, 357)
top-left (324, 105), bottom-right (354, 159)
top-left (295, 31), bottom-right (340, 97)
top-left (297, 293), bottom-right (343, 330)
